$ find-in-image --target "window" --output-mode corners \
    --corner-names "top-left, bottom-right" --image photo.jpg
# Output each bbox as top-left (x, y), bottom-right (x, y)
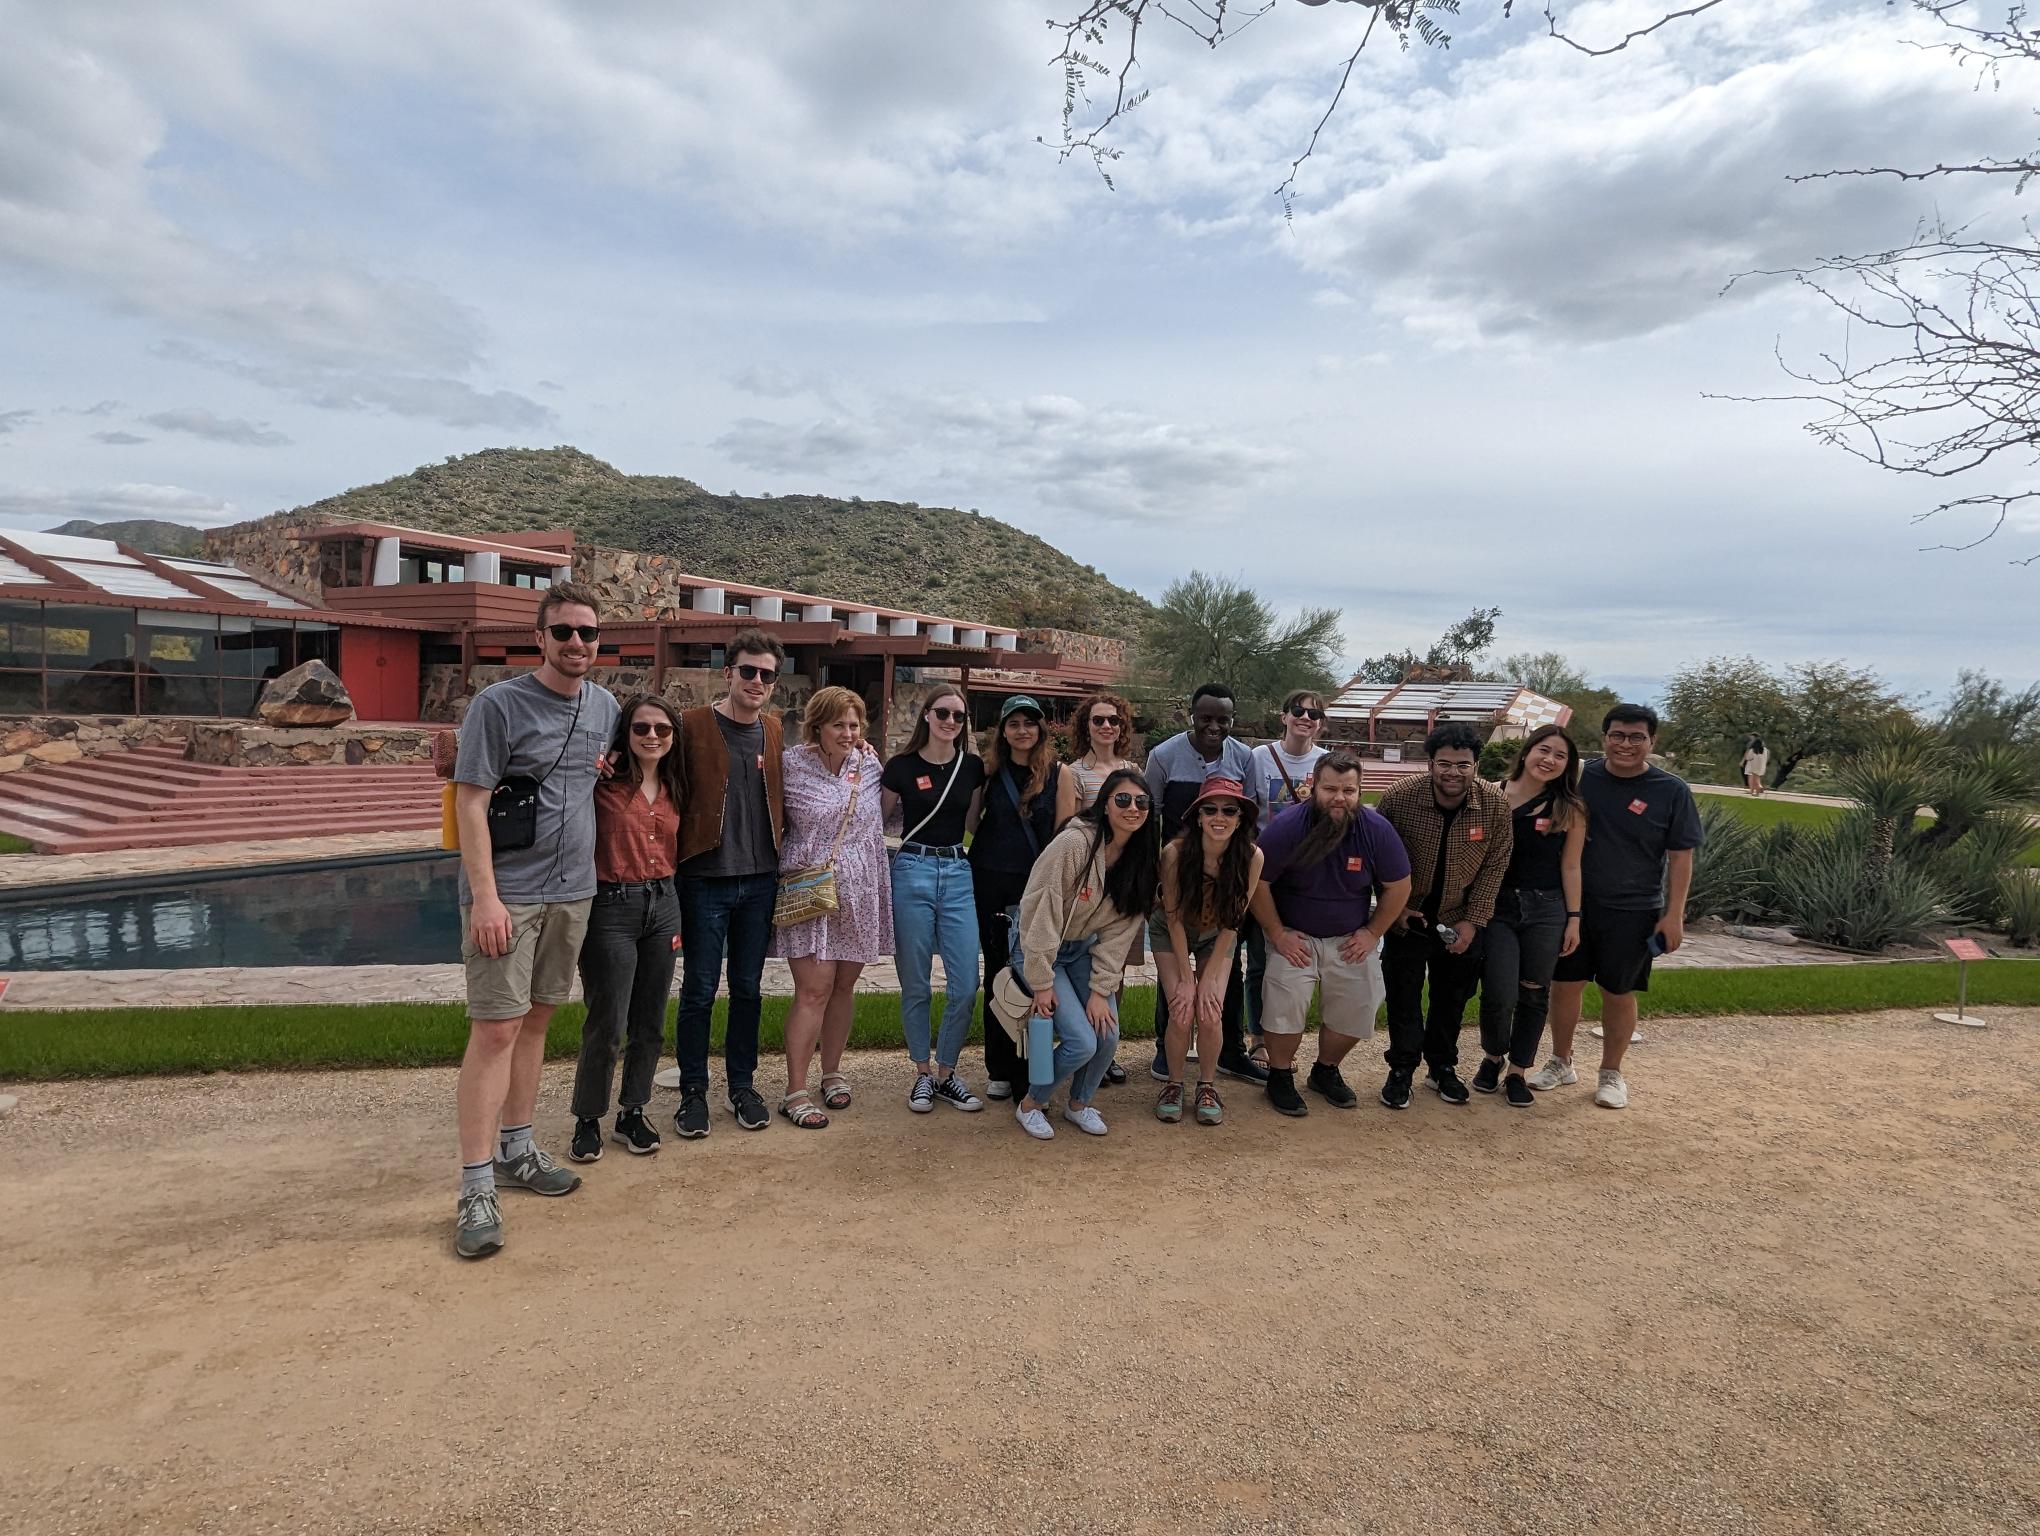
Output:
top-left (218, 617), bottom-right (294, 680)
top-left (0, 601), bottom-right (41, 668)
top-left (294, 621), bottom-right (339, 671)
top-left (50, 666), bottom-right (136, 714)
top-left (140, 612), bottom-right (220, 676)
top-left (400, 552), bottom-right (465, 584)
top-left (507, 568), bottom-right (552, 590)
top-left (318, 541), bottom-right (369, 589)
top-left (41, 605), bottom-right (135, 668)
top-left (0, 671), bottom-right (41, 712)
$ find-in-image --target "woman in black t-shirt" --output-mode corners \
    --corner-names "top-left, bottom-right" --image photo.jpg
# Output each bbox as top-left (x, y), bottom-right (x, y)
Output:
top-left (880, 688), bottom-right (988, 1114)
top-left (1475, 725), bottom-right (1587, 1105)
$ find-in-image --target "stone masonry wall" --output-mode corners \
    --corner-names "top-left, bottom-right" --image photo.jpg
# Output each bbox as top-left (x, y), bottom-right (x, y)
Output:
top-left (201, 510), bottom-right (335, 601)
top-left (1018, 627), bottom-right (1129, 670)
top-left (0, 715), bottom-right (192, 775)
top-left (186, 723), bottom-right (440, 767)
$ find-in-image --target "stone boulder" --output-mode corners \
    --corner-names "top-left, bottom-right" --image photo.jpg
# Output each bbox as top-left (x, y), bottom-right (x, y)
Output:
top-left (256, 660), bottom-right (356, 726)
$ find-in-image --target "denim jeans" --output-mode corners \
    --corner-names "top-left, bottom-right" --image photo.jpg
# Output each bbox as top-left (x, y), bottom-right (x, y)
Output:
top-left (677, 871), bottom-right (777, 1094)
top-left (891, 850), bottom-right (979, 1070)
top-left (1478, 887), bottom-right (1568, 1069)
top-left (572, 882), bottom-right (680, 1118)
top-left (1010, 926), bottom-right (1118, 1106)
top-left (1381, 921), bottom-right (1486, 1074)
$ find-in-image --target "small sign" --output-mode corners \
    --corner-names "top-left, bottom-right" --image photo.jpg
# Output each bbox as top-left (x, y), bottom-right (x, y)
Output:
top-left (915, 775), bottom-right (933, 791)
top-left (1628, 799), bottom-right (1648, 815)
top-left (1946, 938), bottom-right (1988, 962)
top-left (1468, 826), bottom-right (1485, 842)
top-left (1346, 856), bottom-right (1365, 873)
top-left (0, 976), bottom-right (9, 1002)
top-left (1534, 816), bottom-right (1553, 834)
top-left (670, 935), bottom-right (682, 952)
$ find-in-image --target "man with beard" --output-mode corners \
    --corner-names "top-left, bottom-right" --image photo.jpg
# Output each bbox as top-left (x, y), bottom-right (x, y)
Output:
top-left (1248, 752), bottom-right (1412, 1117)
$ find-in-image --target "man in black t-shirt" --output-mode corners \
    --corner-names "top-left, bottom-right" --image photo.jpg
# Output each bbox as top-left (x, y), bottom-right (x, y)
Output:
top-left (1533, 703), bottom-right (1703, 1110)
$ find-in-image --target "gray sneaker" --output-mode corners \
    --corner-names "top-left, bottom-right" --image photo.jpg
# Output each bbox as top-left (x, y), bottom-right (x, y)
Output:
top-left (495, 1144), bottom-right (581, 1197)
top-left (455, 1189), bottom-right (504, 1259)
top-left (1527, 1056), bottom-right (1578, 1091)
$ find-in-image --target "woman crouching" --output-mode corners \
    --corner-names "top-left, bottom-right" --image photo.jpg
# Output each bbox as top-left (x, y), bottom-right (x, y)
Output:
top-left (1009, 767), bottom-right (1158, 1140)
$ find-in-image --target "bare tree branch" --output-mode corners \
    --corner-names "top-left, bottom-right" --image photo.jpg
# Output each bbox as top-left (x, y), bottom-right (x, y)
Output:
top-left (1790, 160), bottom-right (2040, 185)
top-left (1543, 0), bottom-right (1725, 57)
top-left (1915, 490), bottom-right (2040, 564)
top-left (1276, 4), bottom-right (1384, 217)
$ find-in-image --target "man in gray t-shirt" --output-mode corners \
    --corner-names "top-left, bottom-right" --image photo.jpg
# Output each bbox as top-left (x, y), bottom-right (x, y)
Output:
top-left (447, 583), bottom-right (619, 1260)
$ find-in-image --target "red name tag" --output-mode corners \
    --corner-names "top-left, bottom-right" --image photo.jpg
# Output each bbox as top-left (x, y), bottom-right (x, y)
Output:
top-left (1079, 886), bottom-right (1093, 903)
top-left (1628, 798), bottom-right (1648, 815)
top-left (915, 775), bottom-right (933, 791)
top-left (670, 934), bottom-right (683, 952)
top-left (1346, 856), bottom-right (1365, 873)
top-left (757, 754), bottom-right (765, 771)
top-left (1468, 826), bottom-right (1485, 842)
top-left (1534, 816), bottom-right (1552, 833)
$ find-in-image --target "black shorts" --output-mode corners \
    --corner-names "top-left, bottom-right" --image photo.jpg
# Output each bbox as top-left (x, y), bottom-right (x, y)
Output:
top-left (1552, 902), bottom-right (1660, 995)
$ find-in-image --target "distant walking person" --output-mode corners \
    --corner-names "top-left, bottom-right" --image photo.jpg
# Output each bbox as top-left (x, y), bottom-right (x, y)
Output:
top-left (1376, 724), bottom-right (1513, 1110)
top-left (1532, 704), bottom-right (1703, 1110)
top-left (672, 629), bottom-right (788, 1140)
top-left (568, 693), bottom-right (686, 1164)
top-left (882, 688), bottom-right (987, 1114)
top-left (1473, 726), bottom-right (1586, 1107)
top-left (969, 696), bottom-right (1063, 1100)
top-left (770, 687), bottom-right (892, 1128)
top-left (448, 581), bottom-right (619, 1259)
top-left (1741, 735), bottom-right (1769, 797)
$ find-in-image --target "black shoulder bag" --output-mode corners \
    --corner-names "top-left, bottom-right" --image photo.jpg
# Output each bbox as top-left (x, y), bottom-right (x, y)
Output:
top-left (486, 687), bottom-right (584, 853)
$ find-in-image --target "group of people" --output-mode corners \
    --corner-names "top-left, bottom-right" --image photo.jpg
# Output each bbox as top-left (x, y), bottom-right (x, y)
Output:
top-left (445, 585), bottom-right (1704, 1258)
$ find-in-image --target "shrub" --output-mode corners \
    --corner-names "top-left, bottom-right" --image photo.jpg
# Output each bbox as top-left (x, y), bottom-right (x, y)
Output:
top-left (1908, 809), bottom-right (2031, 926)
top-left (2001, 870), bottom-right (2040, 947)
top-left (1686, 800), bottom-right (1768, 920)
top-left (1774, 822), bottom-right (1952, 951)
top-left (1478, 736), bottom-right (1523, 782)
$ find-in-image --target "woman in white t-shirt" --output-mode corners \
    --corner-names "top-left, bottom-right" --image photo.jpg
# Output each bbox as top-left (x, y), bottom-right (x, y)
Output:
top-left (1741, 735), bottom-right (1769, 797)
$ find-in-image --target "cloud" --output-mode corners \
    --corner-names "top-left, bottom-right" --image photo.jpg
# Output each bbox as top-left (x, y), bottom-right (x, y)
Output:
top-left (151, 342), bottom-right (555, 432)
top-left (0, 482), bottom-right (240, 530)
top-left (0, 410), bottom-right (32, 435)
top-left (91, 430), bottom-right (148, 445)
top-left (140, 408), bottom-right (292, 447)
top-left (69, 400), bottom-right (121, 416)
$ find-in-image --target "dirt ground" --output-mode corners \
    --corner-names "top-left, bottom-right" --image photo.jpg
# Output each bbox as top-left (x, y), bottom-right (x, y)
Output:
top-left (3, 1009), bottom-right (2037, 1536)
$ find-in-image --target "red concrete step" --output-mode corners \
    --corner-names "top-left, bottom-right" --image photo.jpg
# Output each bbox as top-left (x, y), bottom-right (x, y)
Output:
top-left (0, 775), bottom-right (438, 824)
top-left (10, 808), bottom-right (445, 855)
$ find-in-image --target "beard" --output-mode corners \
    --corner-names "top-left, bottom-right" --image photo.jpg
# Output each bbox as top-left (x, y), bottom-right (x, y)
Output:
top-left (1292, 802), bottom-right (1354, 867)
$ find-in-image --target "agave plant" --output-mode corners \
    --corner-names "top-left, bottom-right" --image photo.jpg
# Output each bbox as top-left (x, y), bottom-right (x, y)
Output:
top-left (1685, 800), bottom-right (1768, 920)
top-left (1913, 745), bottom-right (2040, 851)
top-left (2002, 869), bottom-right (2040, 948)
top-left (1774, 820), bottom-right (1952, 951)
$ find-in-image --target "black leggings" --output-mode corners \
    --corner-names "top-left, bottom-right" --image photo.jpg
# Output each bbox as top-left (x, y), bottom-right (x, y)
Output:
top-left (974, 865), bottom-right (1030, 1087)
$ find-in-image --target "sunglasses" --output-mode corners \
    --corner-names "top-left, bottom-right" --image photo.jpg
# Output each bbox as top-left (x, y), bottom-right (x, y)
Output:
top-left (1089, 714), bottom-right (1121, 728)
top-left (1109, 791), bottom-right (1151, 811)
top-left (1290, 707), bottom-right (1325, 720)
top-left (545, 624), bottom-right (600, 643)
top-left (1198, 802), bottom-right (1242, 818)
top-left (927, 706), bottom-right (966, 723)
top-left (733, 663), bottom-right (778, 683)
top-left (630, 721), bottom-right (673, 738)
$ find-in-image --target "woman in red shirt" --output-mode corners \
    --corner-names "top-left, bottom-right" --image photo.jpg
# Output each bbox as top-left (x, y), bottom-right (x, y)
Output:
top-left (568, 693), bottom-right (686, 1163)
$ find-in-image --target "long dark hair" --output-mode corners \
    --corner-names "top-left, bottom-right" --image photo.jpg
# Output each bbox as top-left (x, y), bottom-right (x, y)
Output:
top-left (1074, 766), bottom-right (1160, 916)
top-left (1507, 724), bottom-right (1584, 833)
top-left (608, 693), bottom-right (686, 807)
top-left (1168, 797), bottom-right (1258, 932)
top-left (900, 686), bottom-right (972, 760)
top-left (985, 707), bottom-right (1052, 811)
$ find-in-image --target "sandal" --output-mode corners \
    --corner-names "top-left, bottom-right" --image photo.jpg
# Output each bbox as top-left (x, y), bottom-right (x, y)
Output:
top-left (820, 1072), bottom-right (852, 1110)
top-left (1248, 1042), bottom-right (1270, 1071)
top-left (780, 1090), bottom-right (830, 1130)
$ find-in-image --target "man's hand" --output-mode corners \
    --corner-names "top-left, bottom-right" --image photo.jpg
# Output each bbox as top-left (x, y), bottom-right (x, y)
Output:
top-left (1085, 993), bottom-right (1117, 1036)
top-left (1446, 921), bottom-right (1476, 956)
top-left (1338, 927), bottom-right (1380, 964)
top-left (1655, 913), bottom-right (1685, 954)
top-left (1272, 926), bottom-right (1312, 969)
top-left (470, 895), bottom-right (514, 958)
top-left (1033, 987), bottom-right (1057, 1018)
top-left (1559, 916), bottom-right (1582, 957)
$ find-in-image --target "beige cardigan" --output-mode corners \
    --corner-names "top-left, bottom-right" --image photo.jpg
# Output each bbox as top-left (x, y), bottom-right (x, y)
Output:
top-left (1015, 824), bottom-right (1144, 997)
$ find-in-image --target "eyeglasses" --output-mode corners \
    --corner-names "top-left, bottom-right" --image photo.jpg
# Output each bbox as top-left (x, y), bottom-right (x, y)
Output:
top-left (733, 663), bottom-right (778, 684)
top-left (630, 721), bottom-right (674, 738)
top-left (1290, 707), bottom-right (1325, 721)
top-left (545, 624), bottom-right (600, 643)
top-left (1109, 792), bottom-right (1152, 811)
top-left (1605, 730), bottom-right (1653, 745)
top-left (1089, 714), bottom-right (1121, 728)
top-left (1198, 802), bottom-right (1242, 819)
top-left (927, 707), bottom-right (966, 723)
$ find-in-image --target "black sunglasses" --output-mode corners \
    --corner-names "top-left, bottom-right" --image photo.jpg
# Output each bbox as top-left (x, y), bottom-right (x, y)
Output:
top-left (1198, 802), bottom-right (1242, 818)
top-left (1109, 791), bottom-right (1152, 811)
top-left (630, 721), bottom-right (673, 738)
top-left (1089, 714), bottom-right (1121, 728)
top-left (733, 663), bottom-right (778, 683)
top-left (1290, 707), bottom-right (1325, 720)
top-left (927, 706), bottom-right (966, 723)
top-left (545, 624), bottom-right (600, 643)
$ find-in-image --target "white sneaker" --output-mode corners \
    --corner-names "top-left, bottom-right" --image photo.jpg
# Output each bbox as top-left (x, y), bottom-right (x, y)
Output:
top-left (1594, 1069), bottom-right (1629, 1110)
top-left (1527, 1056), bottom-right (1578, 1091)
top-left (1062, 1105), bottom-right (1108, 1137)
top-left (1015, 1104), bottom-right (1054, 1140)
top-left (984, 1079), bottom-right (1013, 1101)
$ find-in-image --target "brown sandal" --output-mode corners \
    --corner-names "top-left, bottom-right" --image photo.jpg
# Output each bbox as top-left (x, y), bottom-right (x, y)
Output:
top-left (780, 1090), bottom-right (829, 1129)
top-left (820, 1072), bottom-right (852, 1110)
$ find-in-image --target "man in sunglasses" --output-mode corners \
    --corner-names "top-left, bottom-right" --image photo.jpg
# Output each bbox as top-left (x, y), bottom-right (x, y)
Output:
top-left (671, 628), bottom-right (790, 1139)
top-left (1143, 681), bottom-right (1268, 1084)
top-left (1248, 690), bottom-right (1331, 1058)
top-left (449, 582), bottom-right (619, 1259)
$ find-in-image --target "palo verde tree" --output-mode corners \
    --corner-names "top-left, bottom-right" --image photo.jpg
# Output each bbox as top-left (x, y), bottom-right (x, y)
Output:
top-left (1661, 655), bottom-right (1913, 787)
top-left (1352, 606), bottom-right (1501, 684)
top-left (1137, 569), bottom-right (1344, 730)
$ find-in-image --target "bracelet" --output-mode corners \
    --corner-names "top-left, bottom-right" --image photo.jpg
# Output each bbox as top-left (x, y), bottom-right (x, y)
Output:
top-left (1566, 910), bottom-right (1581, 918)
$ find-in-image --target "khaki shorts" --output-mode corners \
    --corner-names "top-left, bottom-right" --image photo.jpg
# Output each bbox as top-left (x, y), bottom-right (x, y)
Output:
top-left (461, 899), bottom-right (592, 1020)
top-left (1260, 933), bottom-right (1386, 1040)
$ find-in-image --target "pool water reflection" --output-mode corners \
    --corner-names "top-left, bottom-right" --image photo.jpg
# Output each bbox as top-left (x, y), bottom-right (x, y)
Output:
top-left (0, 856), bottom-right (461, 971)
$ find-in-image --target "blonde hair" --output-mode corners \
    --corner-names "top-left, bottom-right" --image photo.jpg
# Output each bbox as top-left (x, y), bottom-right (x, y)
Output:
top-left (804, 685), bottom-right (867, 739)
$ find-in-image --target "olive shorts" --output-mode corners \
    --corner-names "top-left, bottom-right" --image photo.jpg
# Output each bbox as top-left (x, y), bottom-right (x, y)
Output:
top-left (461, 899), bottom-right (593, 1020)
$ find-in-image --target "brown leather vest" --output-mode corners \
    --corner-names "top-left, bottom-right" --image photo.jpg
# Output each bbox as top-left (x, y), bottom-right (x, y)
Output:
top-left (677, 705), bottom-right (785, 865)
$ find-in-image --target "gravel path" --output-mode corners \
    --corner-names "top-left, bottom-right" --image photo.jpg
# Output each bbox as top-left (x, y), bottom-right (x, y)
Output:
top-left (3, 1009), bottom-right (2036, 1534)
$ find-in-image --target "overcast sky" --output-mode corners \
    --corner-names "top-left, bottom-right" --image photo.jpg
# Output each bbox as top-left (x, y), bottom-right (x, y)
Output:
top-left (2, 0), bottom-right (2034, 704)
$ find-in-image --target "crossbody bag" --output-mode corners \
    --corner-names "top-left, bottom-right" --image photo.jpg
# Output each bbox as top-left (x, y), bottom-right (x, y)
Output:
top-left (773, 753), bottom-right (863, 926)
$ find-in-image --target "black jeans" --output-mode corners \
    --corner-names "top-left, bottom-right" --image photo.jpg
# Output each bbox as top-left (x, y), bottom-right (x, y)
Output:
top-left (974, 865), bottom-right (1030, 1088)
top-left (572, 881), bottom-right (680, 1117)
top-left (1381, 921), bottom-right (1485, 1074)
top-left (1150, 942), bottom-right (1246, 1072)
top-left (677, 871), bottom-right (776, 1095)
top-left (1478, 887), bottom-right (1568, 1070)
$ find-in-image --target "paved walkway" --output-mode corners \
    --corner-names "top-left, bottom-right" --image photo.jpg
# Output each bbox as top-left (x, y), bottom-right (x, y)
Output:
top-left (0, 829), bottom-right (442, 889)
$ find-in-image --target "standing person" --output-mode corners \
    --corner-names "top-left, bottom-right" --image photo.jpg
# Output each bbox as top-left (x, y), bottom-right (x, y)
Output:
top-left (1144, 682), bottom-right (1268, 1085)
top-left (1055, 690), bottom-right (1141, 825)
top-left (448, 582), bottom-right (619, 1259)
top-left (1474, 726), bottom-right (1586, 1107)
top-left (969, 695), bottom-right (1063, 1101)
top-left (568, 693), bottom-right (686, 1163)
top-left (1375, 723), bottom-right (1514, 1110)
top-left (1246, 690), bottom-right (1331, 1064)
top-left (1741, 735), bottom-right (1769, 797)
top-left (672, 629), bottom-right (788, 1140)
top-left (881, 688), bottom-right (986, 1114)
top-left (1152, 778), bottom-right (1262, 1127)
top-left (1532, 704), bottom-right (1703, 1110)
top-left (1248, 752), bottom-right (1412, 1117)
top-left (770, 687), bottom-right (892, 1128)
top-left (1009, 767), bottom-right (1158, 1140)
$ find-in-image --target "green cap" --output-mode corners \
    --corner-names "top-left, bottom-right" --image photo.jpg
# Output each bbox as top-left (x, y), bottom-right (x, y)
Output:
top-left (998, 695), bottom-right (1044, 721)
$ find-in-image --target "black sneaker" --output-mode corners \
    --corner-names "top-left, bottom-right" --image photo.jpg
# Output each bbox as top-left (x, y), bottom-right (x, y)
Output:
top-left (612, 1106), bottom-right (661, 1154)
top-left (1504, 1073), bottom-right (1535, 1107)
top-left (674, 1087), bottom-right (710, 1140)
top-left (568, 1117), bottom-right (603, 1163)
top-left (1380, 1067), bottom-right (1414, 1110)
top-left (1265, 1068), bottom-right (1308, 1118)
top-left (1217, 1052), bottom-right (1271, 1085)
top-left (1150, 1046), bottom-right (1169, 1082)
top-left (728, 1085), bottom-right (770, 1131)
top-left (1471, 1058), bottom-right (1502, 1095)
top-left (1429, 1068), bottom-right (1471, 1106)
top-left (1103, 1061), bottom-right (1128, 1086)
top-left (1306, 1061), bottom-right (1357, 1109)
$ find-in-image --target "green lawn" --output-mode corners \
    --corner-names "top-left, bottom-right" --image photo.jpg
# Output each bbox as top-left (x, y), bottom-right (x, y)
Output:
top-left (0, 833), bottom-right (32, 855)
top-left (3, 959), bottom-right (2035, 1081)
top-left (1697, 791), bottom-right (2040, 865)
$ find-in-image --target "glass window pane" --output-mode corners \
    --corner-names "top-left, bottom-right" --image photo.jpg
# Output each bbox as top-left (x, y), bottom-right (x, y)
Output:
top-left (50, 667), bottom-right (136, 714)
top-left (219, 616), bottom-right (293, 679)
top-left (221, 678), bottom-right (264, 718)
top-left (295, 621), bottom-right (338, 671)
top-left (140, 611), bottom-right (220, 676)
top-left (0, 670), bottom-right (42, 712)
top-left (0, 601), bottom-right (41, 668)
top-left (141, 673), bottom-right (219, 716)
top-left (42, 605), bottom-right (134, 668)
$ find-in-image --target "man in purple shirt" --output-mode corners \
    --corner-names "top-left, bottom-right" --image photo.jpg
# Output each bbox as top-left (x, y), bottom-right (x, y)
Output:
top-left (1248, 752), bottom-right (1413, 1118)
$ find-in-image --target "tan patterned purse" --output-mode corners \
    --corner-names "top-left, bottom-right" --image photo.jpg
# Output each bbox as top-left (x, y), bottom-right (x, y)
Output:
top-left (773, 758), bottom-right (861, 926)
